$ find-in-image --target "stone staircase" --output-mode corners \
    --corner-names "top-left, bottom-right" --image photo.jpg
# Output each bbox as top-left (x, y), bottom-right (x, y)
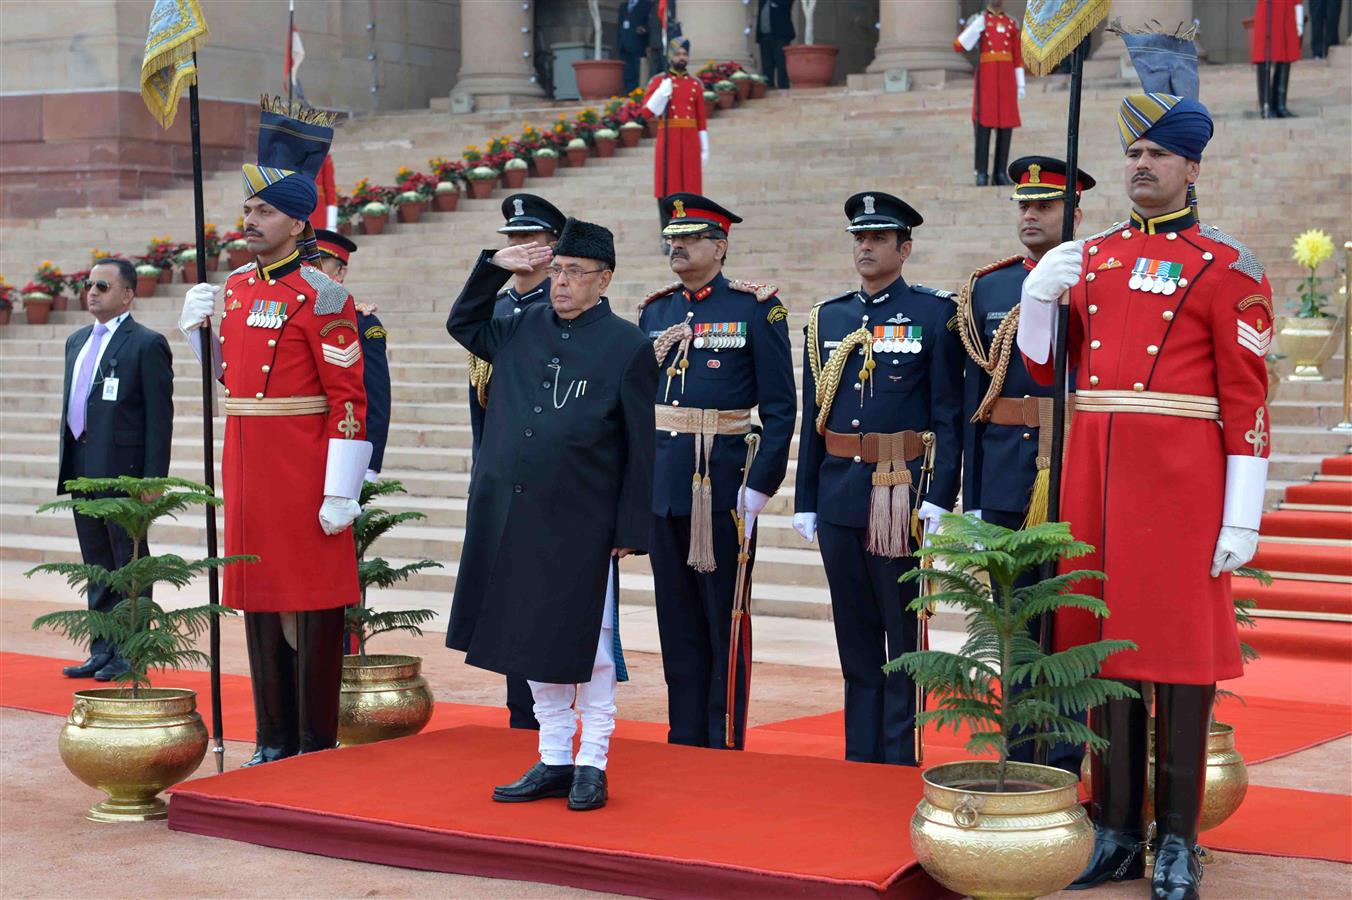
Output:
top-left (2, 49), bottom-right (1349, 622)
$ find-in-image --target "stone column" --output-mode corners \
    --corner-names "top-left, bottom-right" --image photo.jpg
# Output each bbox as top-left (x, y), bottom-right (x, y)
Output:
top-left (449, 0), bottom-right (544, 111)
top-left (867, 0), bottom-right (970, 87)
top-left (679, 0), bottom-right (755, 69)
top-left (1093, 0), bottom-right (1196, 59)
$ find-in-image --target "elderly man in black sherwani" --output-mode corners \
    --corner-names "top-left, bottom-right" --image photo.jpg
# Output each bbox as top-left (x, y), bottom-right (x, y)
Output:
top-left (445, 218), bottom-right (658, 812)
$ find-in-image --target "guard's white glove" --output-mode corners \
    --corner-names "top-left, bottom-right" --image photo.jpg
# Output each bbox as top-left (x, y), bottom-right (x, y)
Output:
top-left (957, 13), bottom-right (985, 51)
top-left (918, 501), bottom-right (948, 536)
top-left (1015, 67), bottom-right (1027, 101)
top-left (363, 469), bottom-right (379, 483)
top-left (699, 130), bottom-right (709, 169)
top-left (737, 486), bottom-right (770, 540)
top-left (792, 512), bottom-right (818, 543)
top-left (319, 496), bottom-right (361, 535)
top-left (326, 205), bottom-right (338, 230)
top-left (1211, 526), bottom-right (1259, 577)
top-left (1021, 240), bottom-right (1084, 306)
top-left (645, 77), bottom-right (673, 116)
top-left (180, 282), bottom-right (219, 335)
top-left (1295, 4), bottom-right (1305, 37)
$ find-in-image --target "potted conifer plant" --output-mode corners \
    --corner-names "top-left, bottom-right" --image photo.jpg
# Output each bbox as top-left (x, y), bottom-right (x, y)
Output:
top-left (28, 476), bottom-right (249, 822)
top-left (885, 515), bottom-right (1138, 900)
top-left (338, 480), bottom-right (440, 746)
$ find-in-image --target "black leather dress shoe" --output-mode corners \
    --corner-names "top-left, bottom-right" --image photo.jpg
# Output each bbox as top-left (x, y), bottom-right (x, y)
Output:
top-left (94, 658), bottom-right (132, 682)
top-left (568, 765), bottom-right (608, 811)
top-left (975, 172), bottom-right (991, 186)
top-left (493, 761), bottom-right (574, 803)
top-left (241, 746), bottom-right (298, 767)
top-left (1066, 824), bottom-right (1146, 890)
top-left (63, 654), bottom-right (112, 678)
top-left (1152, 833), bottom-right (1203, 900)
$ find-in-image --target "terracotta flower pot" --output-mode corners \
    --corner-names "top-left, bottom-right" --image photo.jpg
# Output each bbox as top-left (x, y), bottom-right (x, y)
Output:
top-left (180, 262), bottom-right (198, 283)
top-left (502, 167), bottom-right (527, 189)
top-left (644, 117), bottom-right (659, 139)
top-left (206, 256), bottom-right (220, 272)
top-left (361, 213), bottom-right (388, 235)
top-left (593, 137), bottom-right (617, 158)
top-left (567, 146), bottom-right (588, 167)
top-left (227, 247), bottom-right (251, 269)
top-left (51, 294), bottom-right (69, 311)
top-left (750, 80), bottom-right (768, 99)
top-left (572, 59), bottom-right (625, 100)
top-left (467, 178), bottom-right (495, 199)
top-left (783, 44), bottom-right (839, 89)
top-left (533, 155), bottom-right (558, 177)
top-left (716, 89), bottom-right (735, 110)
top-left (135, 274), bottom-right (157, 297)
top-left (619, 127), bottom-right (642, 148)
top-left (433, 191), bottom-right (460, 212)
top-left (337, 221), bottom-right (353, 236)
top-left (157, 267), bottom-right (173, 284)
top-left (0, 308), bottom-right (10, 326)
top-left (733, 78), bottom-right (752, 101)
top-left (704, 94), bottom-right (718, 116)
top-left (397, 203), bottom-right (422, 224)
top-left (24, 295), bottom-right (53, 325)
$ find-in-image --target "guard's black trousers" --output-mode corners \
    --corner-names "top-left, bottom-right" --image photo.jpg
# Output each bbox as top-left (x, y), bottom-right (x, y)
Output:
top-left (651, 512), bottom-right (754, 750)
top-left (817, 520), bottom-right (918, 765)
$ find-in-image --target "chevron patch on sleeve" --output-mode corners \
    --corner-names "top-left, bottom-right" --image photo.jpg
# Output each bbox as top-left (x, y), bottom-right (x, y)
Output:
top-left (1236, 319), bottom-right (1272, 357)
top-left (322, 342), bottom-right (363, 368)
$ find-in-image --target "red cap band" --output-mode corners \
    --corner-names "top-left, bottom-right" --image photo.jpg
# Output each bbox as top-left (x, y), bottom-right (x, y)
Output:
top-left (315, 239), bottom-right (350, 263)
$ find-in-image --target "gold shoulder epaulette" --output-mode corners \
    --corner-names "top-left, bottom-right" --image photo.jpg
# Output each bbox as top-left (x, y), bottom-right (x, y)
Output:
top-left (728, 279), bottom-right (779, 302)
top-left (638, 282), bottom-right (682, 310)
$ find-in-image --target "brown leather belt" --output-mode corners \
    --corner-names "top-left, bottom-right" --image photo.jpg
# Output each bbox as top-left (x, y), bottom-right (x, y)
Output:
top-left (987, 396), bottom-right (1077, 428)
top-left (824, 429), bottom-right (926, 464)
top-left (223, 395), bottom-right (328, 417)
top-left (655, 405), bottom-right (753, 435)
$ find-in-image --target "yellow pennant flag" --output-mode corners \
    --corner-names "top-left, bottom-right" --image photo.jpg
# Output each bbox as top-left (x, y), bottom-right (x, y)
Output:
top-left (140, 0), bottom-right (210, 128)
top-left (1021, 0), bottom-right (1110, 77)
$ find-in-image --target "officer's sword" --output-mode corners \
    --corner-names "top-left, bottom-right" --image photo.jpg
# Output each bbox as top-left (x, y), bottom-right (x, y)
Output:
top-left (912, 432), bottom-right (937, 766)
top-left (725, 432), bottom-right (761, 749)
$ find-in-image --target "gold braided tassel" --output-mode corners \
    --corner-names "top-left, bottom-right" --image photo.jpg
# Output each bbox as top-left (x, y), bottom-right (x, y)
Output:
top-left (866, 464), bottom-right (912, 558)
top-left (814, 327), bottom-right (873, 433)
top-left (687, 433), bottom-right (717, 573)
top-left (1023, 459), bottom-right (1051, 528)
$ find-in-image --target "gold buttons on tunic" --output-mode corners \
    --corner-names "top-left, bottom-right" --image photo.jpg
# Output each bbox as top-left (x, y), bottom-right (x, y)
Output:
top-left (267, 339), bottom-right (277, 347)
top-left (1089, 375), bottom-right (1099, 386)
top-left (671, 400), bottom-right (680, 407)
top-left (226, 289), bottom-right (233, 297)
top-left (853, 455), bottom-right (862, 463)
top-left (1022, 432), bottom-right (1032, 440)
top-left (1090, 340), bottom-right (1101, 349)
top-left (223, 388), bottom-right (230, 396)
top-left (296, 293), bottom-right (305, 301)
top-left (1133, 382), bottom-right (1145, 392)
top-left (221, 362), bottom-right (228, 370)
top-left (1086, 273), bottom-right (1096, 282)
top-left (248, 277), bottom-right (255, 285)
top-left (1163, 310), bottom-right (1175, 321)
top-left (1088, 304), bottom-right (1099, 314)
top-left (1202, 252), bottom-right (1214, 261)
top-left (1088, 245), bottom-right (1099, 256)
top-left (268, 279), bottom-right (277, 286)
top-left (670, 431), bottom-right (678, 437)
top-left (1167, 232), bottom-right (1178, 241)
top-left (851, 419), bottom-right (860, 428)
top-left (1178, 278), bottom-right (1188, 287)
top-left (255, 392), bottom-right (264, 399)
top-left (1147, 345), bottom-right (1159, 356)
top-left (261, 364), bottom-right (270, 373)
top-left (1122, 230), bottom-right (1132, 239)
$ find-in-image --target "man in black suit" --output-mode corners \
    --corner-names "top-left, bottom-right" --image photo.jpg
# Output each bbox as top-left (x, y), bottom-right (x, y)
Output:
top-left (57, 257), bottom-right (174, 680)
top-left (756, 0), bottom-right (795, 89)
top-left (617, 0), bottom-right (654, 93)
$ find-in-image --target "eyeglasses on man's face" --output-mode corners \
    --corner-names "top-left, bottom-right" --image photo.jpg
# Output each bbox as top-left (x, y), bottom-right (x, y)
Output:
top-left (85, 280), bottom-right (121, 294)
top-left (546, 265), bottom-right (606, 282)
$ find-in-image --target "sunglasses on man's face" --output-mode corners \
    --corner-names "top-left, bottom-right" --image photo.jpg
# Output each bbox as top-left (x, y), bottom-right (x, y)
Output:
top-left (85, 280), bottom-right (122, 293)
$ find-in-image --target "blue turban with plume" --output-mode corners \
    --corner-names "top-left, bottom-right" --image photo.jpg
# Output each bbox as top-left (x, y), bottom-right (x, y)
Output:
top-left (242, 98), bottom-right (336, 259)
top-left (1117, 93), bottom-right (1213, 161)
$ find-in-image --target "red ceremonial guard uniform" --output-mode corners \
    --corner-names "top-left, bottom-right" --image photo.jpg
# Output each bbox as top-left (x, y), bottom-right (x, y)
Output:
top-left (308, 155), bottom-right (337, 230)
top-left (954, 3), bottom-right (1025, 185)
top-left (1251, 0), bottom-right (1303, 118)
top-left (641, 40), bottom-right (707, 201)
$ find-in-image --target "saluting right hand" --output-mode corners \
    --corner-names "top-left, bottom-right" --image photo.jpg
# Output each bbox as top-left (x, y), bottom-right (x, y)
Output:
top-left (179, 282), bottom-right (220, 335)
top-left (491, 242), bottom-right (553, 275)
top-left (1021, 240), bottom-right (1084, 306)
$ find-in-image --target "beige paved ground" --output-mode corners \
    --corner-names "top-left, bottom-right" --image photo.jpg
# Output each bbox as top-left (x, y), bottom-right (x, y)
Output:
top-left (2, 594), bottom-right (1348, 898)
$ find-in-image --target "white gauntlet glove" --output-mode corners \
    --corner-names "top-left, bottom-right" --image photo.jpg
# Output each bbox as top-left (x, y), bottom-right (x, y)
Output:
top-left (699, 131), bottom-right (709, 169)
top-left (957, 13), bottom-right (986, 51)
top-left (318, 496), bottom-right (361, 535)
top-left (737, 486), bottom-right (770, 541)
top-left (1022, 240), bottom-right (1084, 306)
top-left (645, 77), bottom-right (673, 116)
top-left (1015, 66), bottom-right (1027, 101)
top-left (792, 512), bottom-right (818, 543)
top-left (180, 282), bottom-right (219, 335)
top-left (1211, 527), bottom-right (1259, 577)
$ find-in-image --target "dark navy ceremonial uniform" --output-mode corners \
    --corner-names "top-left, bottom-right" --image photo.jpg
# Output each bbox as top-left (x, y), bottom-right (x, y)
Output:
top-left (357, 311), bottom-right (390, 473)
top-left (639, 271), bottom-right (796, 750)
top-left (796, 277), bottom-right (963, 765)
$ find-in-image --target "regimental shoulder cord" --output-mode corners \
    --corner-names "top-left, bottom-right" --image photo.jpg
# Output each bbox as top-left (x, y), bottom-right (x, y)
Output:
top-left (806, 304), bottom-right (875, 433)
top-left (652, 311), bottom-right (695, 402)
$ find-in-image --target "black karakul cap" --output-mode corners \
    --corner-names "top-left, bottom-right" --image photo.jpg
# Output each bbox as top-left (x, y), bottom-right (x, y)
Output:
top-left (554, 217), bottom-right (617, 271)
top-left (1007, 156), bottom-right (1096, 201)
top-left (660, 192), bottom-right (743, 238)
top-left (844, 191), bottom-right (923, 233)
top-left (498, 193), bottom-right (567, 235)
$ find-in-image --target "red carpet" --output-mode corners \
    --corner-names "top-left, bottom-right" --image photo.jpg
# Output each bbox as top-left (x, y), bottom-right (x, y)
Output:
top-left (1250, 542), bottom-right (1352, 577)
top-left (1324, 456), bottom-right (1352, 477)
top-left (1235, 576), bottom-right (1352, 616)
top-left (1261, 509), bottom-right (1352, 540)
top-left (1284, 481), bottom-right (1352, 506)
top-left (168, 725), bottom-right (952, 899)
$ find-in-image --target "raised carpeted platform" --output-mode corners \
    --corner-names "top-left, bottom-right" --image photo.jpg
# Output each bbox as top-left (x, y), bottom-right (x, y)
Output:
top-left (167, 725), bottom-right (953, 899)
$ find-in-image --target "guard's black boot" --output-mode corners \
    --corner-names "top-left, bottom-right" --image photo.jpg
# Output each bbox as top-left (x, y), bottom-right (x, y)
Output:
top-left (63, 653), bottom-right (112, 678)
top-left (568, 765), bottom-right (608, 811)
top-left (1255, 63), bottom-right (1270, 117)
top-left (296, 606), bottom-right (346, 754)
top-left (493, 761), bottom-right (575, 802)
top-left (242, 612), bottom-right (299, 767)
top-left (1068, 683), bottom-right (1147, 889)
top-left (992, 128), bottom-right (1015, 185)
top-left (1272, 62), bottom-right (1296, 117)
top-left (1151, 682), bottom-right (1215, 900)
top-left (974, 125), bottom-right (991, 185)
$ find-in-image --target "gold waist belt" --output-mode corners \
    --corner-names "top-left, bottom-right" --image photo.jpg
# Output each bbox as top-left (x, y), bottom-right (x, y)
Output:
top-left (654, 405), bottom-right (753, 435)
top-left (658, 117), bottom-right (698, 128)
top-left (980, 51), bottom-right (1014, 63)
top-left (223, 395), bottom-right (329, 417)
top-left (1075, 390), bottom-right (1219, 420)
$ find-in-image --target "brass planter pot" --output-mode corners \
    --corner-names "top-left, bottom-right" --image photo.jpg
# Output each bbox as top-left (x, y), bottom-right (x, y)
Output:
top-left (59, 688), bottom-right (208, 823)
top-left (912, 761), bottom-right (1094, 900)
top-left (338, 654), bottom-right (434, 746)
top-left (1147, 720), bottom-right (1248, 835)
top-left (1276, 314), bottom-right (1345, 381)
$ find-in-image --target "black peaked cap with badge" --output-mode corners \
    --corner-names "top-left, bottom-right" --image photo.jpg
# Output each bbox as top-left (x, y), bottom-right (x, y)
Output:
top-left (1006, 156), bottom-right (1096, 201)
top-left (660, 192), bottom-right (743, 237)
top-left (554, 217), bottom-right (617, 271)
top-left (843, 191), bottom-right (923, 234)
top-left (498, 193), bottom-right (567, 236)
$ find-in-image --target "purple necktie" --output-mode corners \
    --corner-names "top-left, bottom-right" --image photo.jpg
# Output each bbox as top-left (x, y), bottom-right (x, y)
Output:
top-left (68, 323), bottom-right (108, 439)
